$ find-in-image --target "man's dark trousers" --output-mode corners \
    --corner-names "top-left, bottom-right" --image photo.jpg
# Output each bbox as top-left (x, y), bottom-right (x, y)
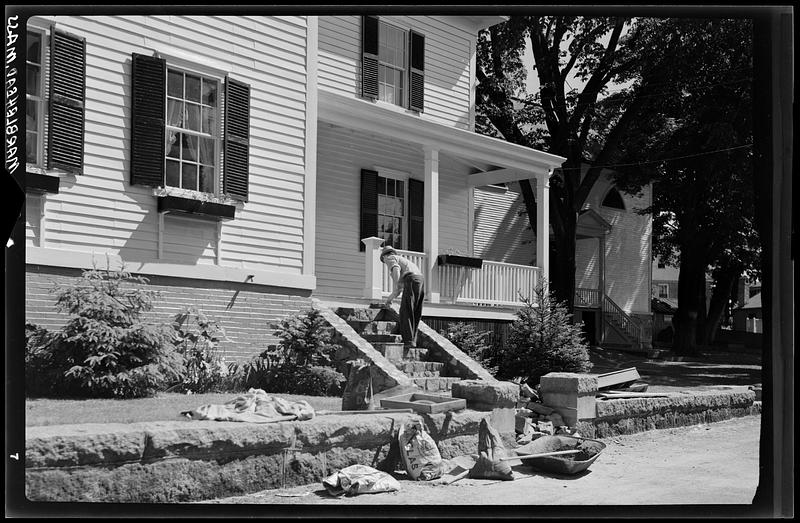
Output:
top-left (400, 274), bottom-right (425, 347)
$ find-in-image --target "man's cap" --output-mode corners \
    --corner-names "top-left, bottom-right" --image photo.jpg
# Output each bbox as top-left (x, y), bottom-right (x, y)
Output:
top-left (380, 246), bottom-right (397, 259)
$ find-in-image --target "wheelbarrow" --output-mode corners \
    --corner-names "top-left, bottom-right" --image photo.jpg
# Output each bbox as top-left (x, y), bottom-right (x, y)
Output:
top-left (511, 435), bottom-right (606, 475)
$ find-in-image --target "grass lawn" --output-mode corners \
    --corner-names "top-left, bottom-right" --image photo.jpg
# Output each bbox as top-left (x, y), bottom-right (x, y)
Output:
top-left (25, 392), bottom-right (342, 427)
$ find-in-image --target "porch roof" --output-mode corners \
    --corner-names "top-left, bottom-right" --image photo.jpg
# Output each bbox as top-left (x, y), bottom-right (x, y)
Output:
top-left (318, 91), bottom-right (565, 177)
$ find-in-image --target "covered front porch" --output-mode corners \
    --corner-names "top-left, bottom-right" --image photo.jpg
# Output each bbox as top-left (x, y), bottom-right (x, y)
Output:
top-left (316, 90), bottom-right (564, 317)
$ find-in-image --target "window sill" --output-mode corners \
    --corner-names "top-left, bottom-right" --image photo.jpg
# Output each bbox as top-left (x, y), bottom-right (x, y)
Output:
top-left (25, 171), bottom-right (60, 194)
top-left (436, 254), bottom-right (483, 269)
top-left (156, 195), bottom-right (236, 220)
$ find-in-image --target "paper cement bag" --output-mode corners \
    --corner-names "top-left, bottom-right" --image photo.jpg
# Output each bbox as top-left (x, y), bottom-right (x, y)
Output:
top-left (398, 420), bottom-right (445, 481)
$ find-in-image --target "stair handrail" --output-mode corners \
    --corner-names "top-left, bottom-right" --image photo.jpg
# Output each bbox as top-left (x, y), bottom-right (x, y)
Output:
top-left (601, 294), bottom-right (643, 347)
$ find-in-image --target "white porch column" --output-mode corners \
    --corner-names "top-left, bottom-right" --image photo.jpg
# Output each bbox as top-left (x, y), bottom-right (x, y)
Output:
top-left (423, 146), bottom-right (440, 303)
top-left (362, 236), bottom-right (385, 300)
top-left (535, 170), bottom-right (551, 290)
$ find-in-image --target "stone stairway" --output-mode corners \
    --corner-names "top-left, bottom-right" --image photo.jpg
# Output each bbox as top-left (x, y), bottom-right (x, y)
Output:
top-left (335, 305), bottom-right (462, 393)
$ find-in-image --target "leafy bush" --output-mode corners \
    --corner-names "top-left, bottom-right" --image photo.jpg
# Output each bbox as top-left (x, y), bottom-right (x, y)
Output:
top-left (26, 266), bottom-right (184, 399)
top-left (271, 308), bottom-right (339, 367)
top-left (440, 322), bottom-right (498, 375)
top-left (265, 364), bottom-right (346, 397)
top-left (169, 307), bottom-right (232, 393)
top-left (25, 322), bottom-right (62, 397)
top-left (496, 285), bottom-right (592, 386)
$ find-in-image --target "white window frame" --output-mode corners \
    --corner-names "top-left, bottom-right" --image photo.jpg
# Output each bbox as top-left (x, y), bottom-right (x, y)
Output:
top-left (377, 20), bottom-right (408, 109)
top-left (375, 166), bottom-right (410, 250)
top-left (163, 64), bottom-right (222, 196)
top-left (154, 50), bottom-right (230, 198)
top-left (25, 24), bottom-right (47, 170)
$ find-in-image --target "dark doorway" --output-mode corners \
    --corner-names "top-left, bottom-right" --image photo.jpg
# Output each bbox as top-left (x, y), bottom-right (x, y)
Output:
top-left (581, 311), bottom-right (597, 345)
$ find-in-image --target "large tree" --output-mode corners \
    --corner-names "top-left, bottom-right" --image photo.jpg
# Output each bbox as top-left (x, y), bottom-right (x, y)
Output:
top-left (611, 17), bottom-right (756, 354)
top-left (476, 16), bottom-right (669, 310)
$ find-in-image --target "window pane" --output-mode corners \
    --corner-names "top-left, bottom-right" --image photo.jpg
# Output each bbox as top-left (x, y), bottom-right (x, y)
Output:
top-left (167, 70), bottom-right (183, 98)
top-left (377, 176), bottom-right (386, 194)
top-left (201, 79), bottom-right (217, 105)
top-left (166, 131), bottom-right (180, 158)
top-left (199, 137), bottom-right (215, 165)
top-left (201, 106), bottom-right (216, 134)
top-left (182, 134), bottom-right (198, 161)
top-left (199, 166), bottom-right (215, 193)
top-left (386, 179), bottom-right (395, 197)
top-left (377, 195), bottom-right (387, 214)
top-left (26, 131), bottom-right (38, 163)
top-left (27, 32), bottom-right (41, 64)
top-left (167, 99), bottom-right (183, 127)
top-left (182, 163), bottom-right (198, 190)
top-left (396, 180), bottom-right (404, 197)
top-left (185, 74), bottom-right (201, 102)
top-left (26, 64), bottom-right (40, 96)
top-left (185, 103), bottom-right (200, 131)
top-left (26, 99), bottom-right (38, 130)
top-left (166, 160), bottom-right (180, 187)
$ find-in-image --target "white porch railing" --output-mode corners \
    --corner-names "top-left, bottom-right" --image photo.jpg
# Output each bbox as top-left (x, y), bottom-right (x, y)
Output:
top-left (440, 260), bottom-right (541, 307)
top-left (364, 237), bottom-right (540, 308)
top-left (575, 287), bottom-right (601, 308)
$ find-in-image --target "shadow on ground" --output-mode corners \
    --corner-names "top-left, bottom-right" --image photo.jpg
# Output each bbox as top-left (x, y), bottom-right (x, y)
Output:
top-left (588, 346), bottom-right (762, 390)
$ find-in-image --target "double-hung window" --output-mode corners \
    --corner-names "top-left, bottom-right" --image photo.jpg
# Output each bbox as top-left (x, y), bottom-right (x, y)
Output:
top-left (165, 67), bottom-right (220, 194)
top-left (657, 284), bottom-right (669, 299)
top-left (26, 29), bottom-right (45, 166)
top-left (361, 16), bottom-right (425, 113)
top-left (360, 168), bottom-right (424, 252)
top-left (377, 22), bottom-right (406, 107)
top-left (130, 53), bottom-right (251, 205)
top-left (377, 175), bottom-right (406, 249)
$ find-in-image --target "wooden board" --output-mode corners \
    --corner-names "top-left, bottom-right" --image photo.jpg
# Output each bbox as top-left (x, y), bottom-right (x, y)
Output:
top-left (596, 367), bottom-right (641, 390)
top-left (379, 393), bottom-right (467, 414)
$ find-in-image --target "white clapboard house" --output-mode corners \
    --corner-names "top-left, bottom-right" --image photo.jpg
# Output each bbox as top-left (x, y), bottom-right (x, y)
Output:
top-left (24, 14), bottom-right (650, 360)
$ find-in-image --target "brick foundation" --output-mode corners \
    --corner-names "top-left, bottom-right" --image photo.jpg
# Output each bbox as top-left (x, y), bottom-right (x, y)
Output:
top-left (25, 265), bottom-right (312, 362)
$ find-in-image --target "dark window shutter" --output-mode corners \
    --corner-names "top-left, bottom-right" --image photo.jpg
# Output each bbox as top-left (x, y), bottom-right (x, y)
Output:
top-left (361, 15), bottom-right (379, 100)
top-left (223, 78), bottom-right (251, 201)
top-left (408, 178), bottom-right (424, 252)
top-left (130, 53), bottom-right (166, 187)
top-left (360, 168), bottom-right (379, 251)
top-left (408, 31), bottom-right (425, 113)
top-left (47, 30), bottom-right (86, 174)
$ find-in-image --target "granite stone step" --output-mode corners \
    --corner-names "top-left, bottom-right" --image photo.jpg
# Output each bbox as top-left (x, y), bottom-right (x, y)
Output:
top-left (411, 376), bottom-right (462, 393)
top-left (362, 333), bottom-right (403, 343)
top-left (403, 348), bottom-right (428, 361)
top-left (371, 341), bottom-right (404, 362)
top-left (394, 360), bottom-right (445, 375)
top-left (335, 307), bottom-right (385, 323)
top-left (346, 320), bottom-right (397, 335)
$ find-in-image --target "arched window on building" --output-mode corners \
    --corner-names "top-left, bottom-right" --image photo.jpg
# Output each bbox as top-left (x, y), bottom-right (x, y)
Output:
top-left (601, 187), bottom-right (626, 210)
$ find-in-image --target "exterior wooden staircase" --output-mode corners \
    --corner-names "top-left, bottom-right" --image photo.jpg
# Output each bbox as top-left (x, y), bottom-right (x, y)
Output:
top-left (334, 305), bottom-right (462, 393)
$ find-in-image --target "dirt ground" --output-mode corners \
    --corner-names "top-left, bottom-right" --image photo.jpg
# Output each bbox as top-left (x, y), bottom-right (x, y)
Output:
top-left (203, 414), bottom-right (762, 515)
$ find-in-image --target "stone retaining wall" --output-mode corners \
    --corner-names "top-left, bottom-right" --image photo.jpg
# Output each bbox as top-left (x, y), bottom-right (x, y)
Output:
top-left (25, 410), bottom-right (496, 503)
top-left (577, 390), bottom-right (761, 438)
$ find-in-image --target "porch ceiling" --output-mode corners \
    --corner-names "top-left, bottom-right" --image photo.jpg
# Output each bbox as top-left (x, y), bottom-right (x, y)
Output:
top-left (318, 91), bottom-right (565, 177)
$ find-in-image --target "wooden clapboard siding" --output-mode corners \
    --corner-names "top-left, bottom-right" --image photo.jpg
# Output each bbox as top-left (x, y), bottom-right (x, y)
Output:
top-left (472, 184), bottom-right (535, 266)
top-left (315, 124), bottom-right (471, 298)
top-left (587, 177), bottom-right (652, 315)
top-left (30, 15), bottom-right (309, 278)
top-left (26, 196), bottom-right (42, 245)
top-left (575, 237), bottom-right (600, 289)
top-left (318, 15), bottom-right (472, 130)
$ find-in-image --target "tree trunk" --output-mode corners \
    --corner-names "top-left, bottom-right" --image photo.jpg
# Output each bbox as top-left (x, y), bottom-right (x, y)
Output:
top-left (551, 211), bottom-right (577, 314)
top-left (672, 248), bottom-right (707, 355)
top-left (700, 265), bottom-right (741, 346)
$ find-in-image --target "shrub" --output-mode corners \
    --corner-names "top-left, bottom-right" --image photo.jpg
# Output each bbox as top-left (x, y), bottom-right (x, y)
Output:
top-left (25, 322), bottom-right (62, 397)
top-left (265, 364), bottom-right (346, 397)
top-left (271, 308), bottom-right (339, 367)
top-left (169, 307), bottom-right (232, 393)
top-left (27, 266), bottom-right (184, 398)
top-left (496, 285), bottom-right (592, 386)
top-left (440, 322), bottom-right (498, 375)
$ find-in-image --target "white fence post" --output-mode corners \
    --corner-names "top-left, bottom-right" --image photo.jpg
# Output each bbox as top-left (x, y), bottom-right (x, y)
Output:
top-left (362, 237), bottom-right (385, 300)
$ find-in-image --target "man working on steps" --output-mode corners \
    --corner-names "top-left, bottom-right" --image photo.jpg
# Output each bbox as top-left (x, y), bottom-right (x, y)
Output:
top-left (380, 246), bottom-right (425, 349)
